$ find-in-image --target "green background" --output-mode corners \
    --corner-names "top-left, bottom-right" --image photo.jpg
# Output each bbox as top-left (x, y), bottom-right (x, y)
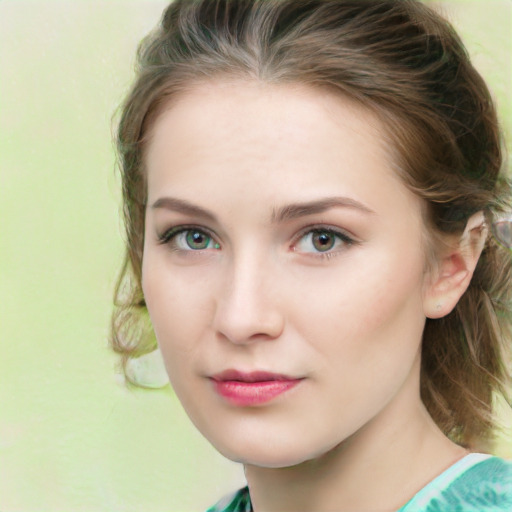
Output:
top-left (1, 1), bottom-right (510, 511)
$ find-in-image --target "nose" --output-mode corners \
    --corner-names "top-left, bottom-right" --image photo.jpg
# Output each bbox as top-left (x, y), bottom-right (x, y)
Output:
top-left (212, 254), bottom-right (284, 345)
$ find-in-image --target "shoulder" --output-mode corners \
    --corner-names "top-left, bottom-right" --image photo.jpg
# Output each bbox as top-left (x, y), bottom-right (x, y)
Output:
top-left (438, 456), bottom-right (512, 511)
top-left (205, 457), bottom-right (512, 512)
top-left (205, 487), bottom-right (251, 512)
top-left (401, 455), bottom-right (512, 512)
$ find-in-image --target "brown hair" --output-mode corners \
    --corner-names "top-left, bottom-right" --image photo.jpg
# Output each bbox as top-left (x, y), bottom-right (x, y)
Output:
top-left (112, 0), bottom-right (512, 450)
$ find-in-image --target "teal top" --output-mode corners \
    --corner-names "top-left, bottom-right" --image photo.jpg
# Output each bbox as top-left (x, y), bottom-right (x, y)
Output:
top-left (206, 454), bottom-right (512, 512)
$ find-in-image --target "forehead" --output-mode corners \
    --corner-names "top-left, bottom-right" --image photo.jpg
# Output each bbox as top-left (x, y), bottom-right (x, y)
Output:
top-left (147, 82), bottom-right (390, 175)
top-left (144, 80), bottom-right (421, 225)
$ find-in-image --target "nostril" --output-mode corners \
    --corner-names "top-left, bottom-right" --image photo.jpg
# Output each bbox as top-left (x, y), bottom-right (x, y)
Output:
top-left (213, 299), bottom-right (284, 345)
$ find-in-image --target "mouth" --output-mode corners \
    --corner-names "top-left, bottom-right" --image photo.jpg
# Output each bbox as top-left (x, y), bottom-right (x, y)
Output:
top-left (209, 370), bottom-right (303, 406)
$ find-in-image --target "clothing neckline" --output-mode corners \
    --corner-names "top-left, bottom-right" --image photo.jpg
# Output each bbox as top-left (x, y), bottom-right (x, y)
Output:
top-left (398, 452), bottom-right (492, 511)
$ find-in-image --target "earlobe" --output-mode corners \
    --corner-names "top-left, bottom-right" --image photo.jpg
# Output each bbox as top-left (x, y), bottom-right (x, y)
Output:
top-left (423, 211), bottom-right (488, 319)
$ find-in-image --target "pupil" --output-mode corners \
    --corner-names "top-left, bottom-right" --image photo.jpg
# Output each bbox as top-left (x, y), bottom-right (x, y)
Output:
top-left (313, 231), bottom-right (335, 252)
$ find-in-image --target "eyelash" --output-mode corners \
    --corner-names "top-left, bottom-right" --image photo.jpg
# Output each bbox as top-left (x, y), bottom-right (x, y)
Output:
top-left (158, 225), bottom-right (220, 251)
top-left (157, 224), bottom-right (356, 258)
top-left (291, 225), bottom-right (356, 260)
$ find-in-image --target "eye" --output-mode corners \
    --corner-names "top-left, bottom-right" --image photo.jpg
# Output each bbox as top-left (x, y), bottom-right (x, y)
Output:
top-left (294, 228), bottom-right (354, 255)
top-left (159, 226), bottom-right (220, 251)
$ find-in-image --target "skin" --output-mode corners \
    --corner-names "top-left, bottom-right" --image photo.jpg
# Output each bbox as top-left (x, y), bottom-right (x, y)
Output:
top-left (142, 81), bottom-right (475, 511)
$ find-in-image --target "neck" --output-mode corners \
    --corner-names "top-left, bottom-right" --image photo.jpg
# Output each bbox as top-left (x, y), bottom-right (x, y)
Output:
top-left (244, 360), bottom-right (467, 512)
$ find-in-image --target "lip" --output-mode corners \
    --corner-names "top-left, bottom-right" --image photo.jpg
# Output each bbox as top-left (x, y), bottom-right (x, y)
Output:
top-left (210, 370), bottom-right (302, 406)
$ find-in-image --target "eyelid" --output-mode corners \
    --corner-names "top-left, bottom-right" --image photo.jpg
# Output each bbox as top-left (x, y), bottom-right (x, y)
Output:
top-left (292, 223), bottom-right (357, 242)
top-left (157, 224), bottom-right (220, 249)
top-left (290, 224), bottom-right (357, 255)
top-left (156, 223), bottom-right (357, 257)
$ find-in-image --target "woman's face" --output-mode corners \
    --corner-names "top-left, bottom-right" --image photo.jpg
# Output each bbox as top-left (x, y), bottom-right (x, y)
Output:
top-left (142, 81), bottom-right (433, 468)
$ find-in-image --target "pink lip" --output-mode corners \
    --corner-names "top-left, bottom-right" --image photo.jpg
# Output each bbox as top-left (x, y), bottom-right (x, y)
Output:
top-left (210, 370), bottom-right (302, 406)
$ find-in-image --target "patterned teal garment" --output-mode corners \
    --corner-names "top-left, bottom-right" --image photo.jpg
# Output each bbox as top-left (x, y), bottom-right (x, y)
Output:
top-left (206, 454), bottom-right (512, 512)
top-left (206, 487), bottom-right (251, 512)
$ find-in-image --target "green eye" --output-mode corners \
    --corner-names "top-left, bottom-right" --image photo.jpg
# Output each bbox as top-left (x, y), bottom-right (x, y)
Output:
top-left (185, 230), bottom-right (212, 250)
top-left (159, 227), bottom-right (220, 251)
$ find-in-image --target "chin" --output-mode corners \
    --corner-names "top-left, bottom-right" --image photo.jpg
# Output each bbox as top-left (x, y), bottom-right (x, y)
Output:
top-left (209, 430), bottom-right (339, 469)
top-left (221, 447), bottom-right (311, 469)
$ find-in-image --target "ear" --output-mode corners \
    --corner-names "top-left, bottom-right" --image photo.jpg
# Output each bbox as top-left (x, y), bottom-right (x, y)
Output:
top-left (423, 211), bottom-right (488, 319)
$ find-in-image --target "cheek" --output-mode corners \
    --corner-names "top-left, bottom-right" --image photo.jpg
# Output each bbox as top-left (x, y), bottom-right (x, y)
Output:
top-left (354, 268), bottom-right (424, 337)
top-left (142, 253), bottom-right (214, 354)
top-left (290, 251), bottom-right (426, 362)
top-left (142, 261), bottom-right (214, 402)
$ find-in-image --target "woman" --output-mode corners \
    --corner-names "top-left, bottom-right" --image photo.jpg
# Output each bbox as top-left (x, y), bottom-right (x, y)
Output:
top-left (111, 0), bottom-right (512, 510)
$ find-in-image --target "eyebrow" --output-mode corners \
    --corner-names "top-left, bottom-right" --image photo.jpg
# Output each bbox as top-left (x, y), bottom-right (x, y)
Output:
top-left (150, 196), bottom-right (375, 223)
top-left (271, 197), bottom-right (376, 223)
top-left (150, 197), bottom-right (217, 222)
